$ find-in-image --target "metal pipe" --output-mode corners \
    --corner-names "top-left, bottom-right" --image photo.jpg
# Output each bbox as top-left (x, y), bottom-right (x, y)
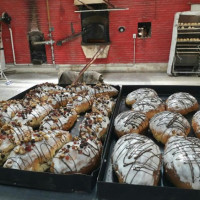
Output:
top-left (133, 34), bottom-right (136, 64)
top-left (46, 0), bottom-right (55, 66)
top-left (9, 26), bottom-right (33, 66)
top-left (32, 40), bottom-right (54, 45)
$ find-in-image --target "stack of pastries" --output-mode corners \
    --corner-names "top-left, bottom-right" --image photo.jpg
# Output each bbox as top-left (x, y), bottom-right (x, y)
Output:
top-left (112, 87), bottom-right (200, 190)
top-left (0, 82), bottom-right (118, 175)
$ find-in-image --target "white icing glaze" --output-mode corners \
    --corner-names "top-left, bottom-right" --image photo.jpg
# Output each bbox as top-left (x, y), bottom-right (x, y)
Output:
top-left (79, 112), bottom-right (110, 138)
top-left (66, 84), bottom-right (93, 95)
top-left (40, 108), bottom-right (77, 131)
top-left (126, 88), bottom-right (158, 104)
top-left (164, 136), bottom-right (200, 189)
top-left (114, 110), bottom-right (147, 133)
top-left (112, 133), bottom-right (161, 185)
top-left (132, 97), bottom-right (164, 113)
top-left (149, 111), bottom-right (190, 138)
top-left (0, 101), bottom-right (24, 124)
top-left (3, 130), bottom-right (71, 171)
top-left (12, 104), bottom-right (53, 126)
top-left (51, 137), bottom-right (102, 174)
top-left (92, 96), bottom-right (115, 116)
top-left (192, 111), bottom-right (200, 134)
top-left (166, 92), bottom-right (198, 111)
top-left (92, 83), bottom-right (118, 97)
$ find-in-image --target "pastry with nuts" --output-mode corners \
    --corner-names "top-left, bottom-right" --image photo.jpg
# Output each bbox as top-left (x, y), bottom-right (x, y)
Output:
top-left (92, 83), bottom-right (118, 98)
top-left (0, 100), bottom-right (24, 127)
top-left (66, 93), bottom-right (94, 114)
top-left (0, 121), bottom-right (34, 165)
top-left (65, 83), bottom-right (93, 95)
top-left (79, 112), bottom-right (110, 140)
top-left (12, 102), bottom-right (53, 128)
top-left (92, 95), bottom-right (116, 117)
top-left (34, 82), bottom-right (66, 93)
top-left (3, 130), bottom-right (72, 172)
top-left (50, 136), bottom-right (102, 174)
top-left (40, 107), bottom-right (77, 131)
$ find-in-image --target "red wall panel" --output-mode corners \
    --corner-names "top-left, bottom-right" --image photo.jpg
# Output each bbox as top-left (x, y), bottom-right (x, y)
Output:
top-left (0, 0), bottom-right (198, 65)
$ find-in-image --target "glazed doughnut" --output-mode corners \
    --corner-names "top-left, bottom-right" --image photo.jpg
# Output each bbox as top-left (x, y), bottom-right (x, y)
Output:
top-left (92, 95), bottom-right (116, 117)
top-left (149, 111), bottom-right (190, 144)
top-left (3, 130), bottom-right (72, 172)
top-left (192, 110), bottom-right (200, 138)
top-left (164, 136), bottom-right (200, 189)
top-left (79, 112), bottom-right (110, 139)
top-left (131, 97), bottom-right (165, 119)
top-left (112, 133), bottom-right (161, 186)
top-left (126, 88), bottom-right (158, 106)
top-left (40, 107), bottom-right (77, 131)
top-left (114, 110), bottom-right (149, 138)
top-left (166, 92), bottom-right (199, 115)
top-left (50, 136), bottom-right (102, 175)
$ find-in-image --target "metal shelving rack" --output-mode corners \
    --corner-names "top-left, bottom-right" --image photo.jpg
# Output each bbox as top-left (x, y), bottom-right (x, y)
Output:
top-left (167, 11), bottom-right (200, 76)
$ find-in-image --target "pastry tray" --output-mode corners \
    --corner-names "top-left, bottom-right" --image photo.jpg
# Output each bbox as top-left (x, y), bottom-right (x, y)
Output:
top-left (0, 84), bottom-right (121, 193)
top-left (97, 85), bottom-right (200, 200)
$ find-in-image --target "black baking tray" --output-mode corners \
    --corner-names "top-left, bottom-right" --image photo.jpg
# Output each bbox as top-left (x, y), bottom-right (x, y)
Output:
top-left (0, 84), bottom-right (121, 193)
top-left (97, 85), bottom-right (200, 200)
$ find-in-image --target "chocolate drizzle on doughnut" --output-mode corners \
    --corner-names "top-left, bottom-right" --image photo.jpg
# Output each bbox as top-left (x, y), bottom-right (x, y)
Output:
top-left (164, 136), bottom-right (200, 189)
top-left (112, 134), bottom-right (161, 185)
top-left (114, 111), bottom-right (148, 136)
top-left (150, 111), bottom-right (190, 134)
top-left (132, 97), bottom-right (164, 113)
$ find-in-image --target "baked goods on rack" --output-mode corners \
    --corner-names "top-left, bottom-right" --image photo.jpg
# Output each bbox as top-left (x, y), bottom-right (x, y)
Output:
top-left (112, 133), bottom-right (161, 186)
top-left (92, 83), bottom-right (118, 98)
top-left (131, 96), bottom-right (165, 119)
top-left (0, 100), bottom-right (24, 126)
top-left (3, 130), bottom-right (72, 172)
top-left (79, 112), bottom-right (110, 140)
top-left (34, 82), bottom-right (66, 93)
top-left (12, 103), bottom-right (53, 128)
top-left (166, 92), bottom-right (199, 115)
top-left (192, 110), bottom-right (200, 138)
top-left (114, 110), bottom-right (149, 138)
top-left (40, 107), bottom-right (77, 131)
top-left (164, 136), bottom-right (200, 189)
top-left (149, 111), bottom-right (190, 144)
top-left (92, 95), bottom-right (116, 117)
top-left (46, 92), bottom-right (74, 109)
top-left (0, 122), bottom-right (34, 165)
top-left (65, 83), bottom-right (93, 95)
top-left (50, 136), bottom-right (102, 174)
top-left (67, 93), bottom-right (94, 114)
top-left (126, 88), bottom-right (158, 106)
